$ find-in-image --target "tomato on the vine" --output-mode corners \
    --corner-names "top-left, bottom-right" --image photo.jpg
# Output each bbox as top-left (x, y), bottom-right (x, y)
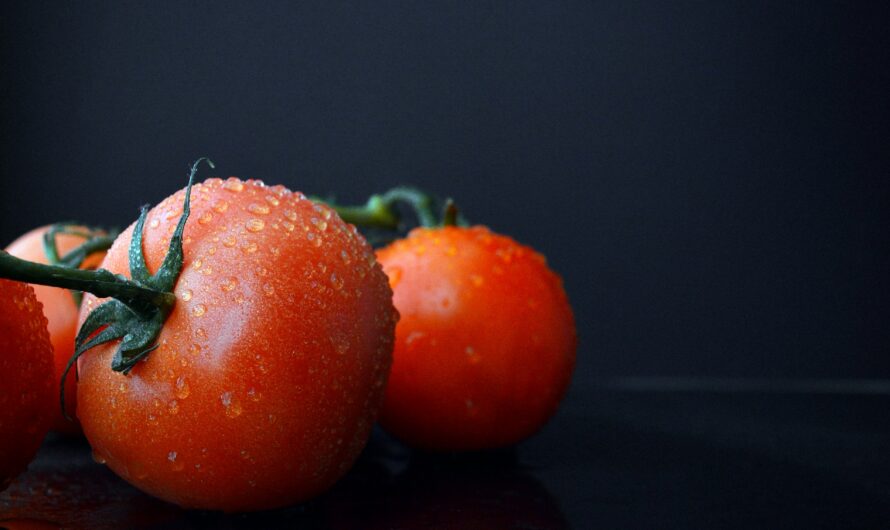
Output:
top-left (0, 279), bottom-right (54, 491)
top-left (375, 225), bottom-right (576, 450)
top-left (73, 176), bottom-right (396, 511)
top-left (5, 226), bottom-right (108, 434)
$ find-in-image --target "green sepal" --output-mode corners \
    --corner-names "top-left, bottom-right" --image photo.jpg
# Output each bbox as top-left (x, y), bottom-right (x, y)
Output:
top-left (60, 157), bottom-right (214, 419)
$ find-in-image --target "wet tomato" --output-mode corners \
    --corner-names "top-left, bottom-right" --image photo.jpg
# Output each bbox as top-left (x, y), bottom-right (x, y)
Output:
top-left (5, 226), bottom-right (106, 434)
top-left (76, 178), bottom-right (396, 511)
top-left (0, 279), bottom-right (54, 491)
top-left (376, 226), bottom-right (576, 450)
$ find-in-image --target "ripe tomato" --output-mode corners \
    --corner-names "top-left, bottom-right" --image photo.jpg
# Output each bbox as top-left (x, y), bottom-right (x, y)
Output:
top-left (76, 178), bottom-right (396, 511)
top-left (5, 226), bottom-right (106, 434)
top-left (376, 226), bottom-right (576, 450)
top-left (0, 279), bottom-right (54, 491)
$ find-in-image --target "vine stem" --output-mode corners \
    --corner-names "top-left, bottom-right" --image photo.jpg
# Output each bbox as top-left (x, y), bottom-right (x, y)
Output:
top-left (319, 186), bottom-right (448, 230)
top-left (0, 251), bottom-right (175, 314)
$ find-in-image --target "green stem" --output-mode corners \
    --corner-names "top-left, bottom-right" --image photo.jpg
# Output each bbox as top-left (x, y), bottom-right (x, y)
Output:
top-left (321, 186), bottom-right (442, 230)
top-left (378, 187), bottom-right (439, 228)
top-left (442, 198), bottom-right (459, 227)
top-left (0, 251), bottom-right (175, 314)
top-left (331, 195), bottom-right (400, 230)
top-left (57, 233), bottom-right (118, 269)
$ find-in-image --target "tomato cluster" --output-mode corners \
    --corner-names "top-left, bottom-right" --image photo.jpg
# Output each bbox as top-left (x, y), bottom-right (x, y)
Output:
top-left (0, 165), bottom-right (575, 512)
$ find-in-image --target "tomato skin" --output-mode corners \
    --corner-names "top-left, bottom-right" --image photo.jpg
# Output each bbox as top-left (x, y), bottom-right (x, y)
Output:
top-left (5, 226), bottom-right (106, 435)
top-left (0, 280), bottom-right (54, 491)
top-left (76, 178), bottom-right (396, 511)
top-left (376, 226), bottom-right (576, 450)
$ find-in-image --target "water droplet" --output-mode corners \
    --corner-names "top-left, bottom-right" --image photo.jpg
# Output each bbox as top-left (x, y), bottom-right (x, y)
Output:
top-left (330, 272), bottom-right (344, 290)
top-left (198, 212), bottom-right (213, 224)
top-left (174, 376), bottom-right (190, 399)
top-left (247, 387), bottom-right (261, 402)
top-left (282, 220), bottom-right (295, 232)
top-left (168, 400), bottom-right (180, 415)
top-left (242, 241), bottom-right (259, 253)
top-left (147, 413), bottom-right (158, 425)
top-left (194, 328), bottom-right (207, 340)
top-left (149, 218), bottom-right (160, 229)
top-left (168, 451), bottom-right (184, 471)
top-left (192, 304), bottom-right (207, 317)
top-left (406, 330), bottom-right (425, 345)
top-left (246, 218), bottom-right (265, 232)
top-left (221, 277), bottom-right (237, 292)
top-left (193, 258), bottom-right (203, 270)
top-left (340, 249), bottom-right (351, 264)
top-left (181, 289), bottom-right (193, 301)
top-left (213, 199), bottom-right (229, 213)
top-left (262, 283), bottom-right (275, 295)
top-left (248, 203), bottom-right (270, 215)
top-left (223, 234), bottom-right (237, 247)
top-left (284, 209), bottom-right (297, 221)
top-left (220, 391), bottom-right (243, 418)
top-left (224, 179), bottom-right (244, 192)
top-left (311, 217), bottom-right (328, 231)
top-left (91, 450), bottom-right (107, 464)
top-left (265, 194), bottom-right (280, 206)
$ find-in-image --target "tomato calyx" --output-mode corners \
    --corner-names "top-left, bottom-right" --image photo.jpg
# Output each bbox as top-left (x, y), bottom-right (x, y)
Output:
top-left (0, 157), bottom-right (213, 419)
top-left (41, 222), bottom-right (120, 305)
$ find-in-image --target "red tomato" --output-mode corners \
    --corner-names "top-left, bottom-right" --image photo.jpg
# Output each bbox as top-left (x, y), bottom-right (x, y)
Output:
top-left (376, 226), bottom-right (576, 450)
top-left (0, 279), bottom-right (54, 491)
top-left (5, 226), bottom-right (106, 434)
top-left (76, 178), bottom-right (396, 511)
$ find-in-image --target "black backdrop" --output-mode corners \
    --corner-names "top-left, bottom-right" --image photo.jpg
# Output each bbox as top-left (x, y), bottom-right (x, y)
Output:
top-left (1, 1), bottom-right (888, 386)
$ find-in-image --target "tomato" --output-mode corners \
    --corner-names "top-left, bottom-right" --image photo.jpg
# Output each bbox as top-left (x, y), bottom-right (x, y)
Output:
top-left (0, 279), bottom-right (54, 491)
top-left (76, 178), bottom-right (396, 511)
top-left (376, 226), bottom-right (576, 450)
top-left (5, 226), bottom-right (107, 434)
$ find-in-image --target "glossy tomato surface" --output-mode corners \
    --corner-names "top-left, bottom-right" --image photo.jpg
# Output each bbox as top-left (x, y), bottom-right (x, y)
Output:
top-left (377, 226), bottom-right (576, 450)
top-left (5, 226), bottom-right (106, 434)
top-left (0, 279), bottom-right (54, 491)
top-left (76, 178), bottom-right (396, 511)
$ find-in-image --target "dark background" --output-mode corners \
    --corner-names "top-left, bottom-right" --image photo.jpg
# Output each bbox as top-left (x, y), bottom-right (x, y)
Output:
top-left (1, 1), bottom-right (888, 386)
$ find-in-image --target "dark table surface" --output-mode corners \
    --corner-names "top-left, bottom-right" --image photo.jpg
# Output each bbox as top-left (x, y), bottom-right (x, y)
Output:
top-left (2, 382), bottom-right (889, 529)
